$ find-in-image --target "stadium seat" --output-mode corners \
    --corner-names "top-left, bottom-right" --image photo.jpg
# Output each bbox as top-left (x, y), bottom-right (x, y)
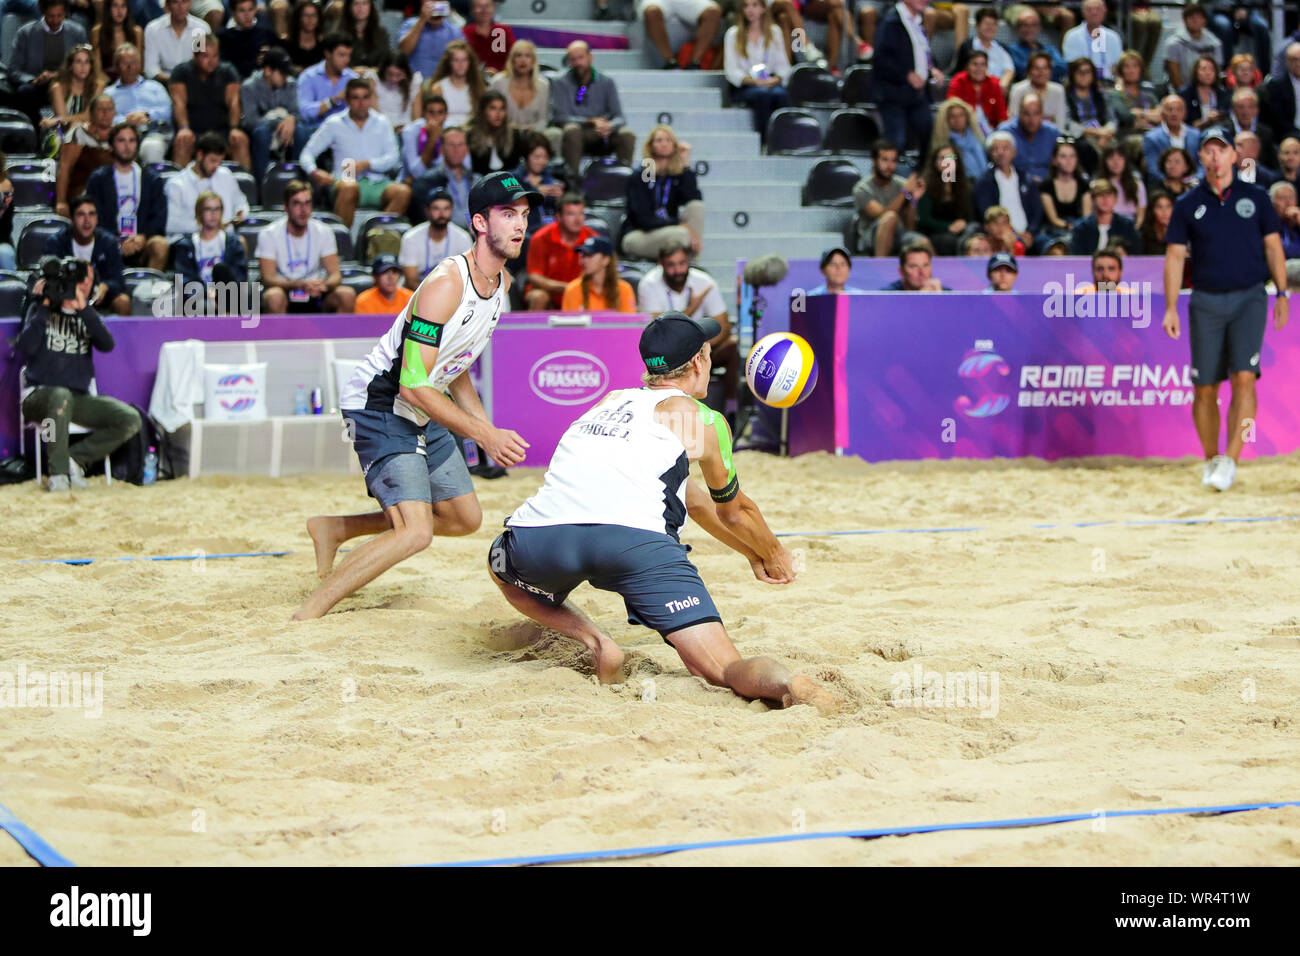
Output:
top-left (121, 267), bottom-right (168, 299)
top-left (584, 214), bottom-right (610, 240)
top-left (19, 366), bottom-right (111, 486)
top-left (618, 262), bottom-right (645, 296)
top-left (581, 160), bottom-right (634, 204)
top-left (7, 162), bottom-right (55, 207)
top-left (338, 264), bottom-right (373, 296)
top-left (355, 218), bottom-right (408, 263)
top-left (0, 107), bottom-right (29, 124)
top-left (263, 161), bottom-right (306, 209)
top-left (330, 222), bottom-right (354, 262)
top-left (0, 278), bottom-right (26, 318)
top-left (787, 64), bottom-right (841, 106)
top-left (233, 170), bottom-right (258, 209)
top-left (802, 159), bottom-right (862, 206)
top-left (0, 117), bottom-right (37, 155)
top-left (235, 215), bottom-right (275, 254)
top-left (17, 216), bottom-right (71, 269)
top-left (841, 65), bottom-right (873, 107)
top-left (766, 108), bottom-right (824, 155)
top-left (148, 161), bottom-right (181, 184)
top-left (822, 109), bottom-right (880, 155)
top-left (311, 210), bottom-right (345, 226)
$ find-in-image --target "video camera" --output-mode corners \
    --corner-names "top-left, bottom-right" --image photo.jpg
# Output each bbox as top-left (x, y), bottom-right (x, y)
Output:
top-left (37, 255), bottom-right (90, 307)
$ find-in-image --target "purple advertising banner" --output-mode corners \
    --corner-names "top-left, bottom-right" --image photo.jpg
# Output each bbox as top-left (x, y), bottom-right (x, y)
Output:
top-left (789, 292), bottom-right (1300, 462)
top-left (0, 311), bottom-right (650, 462)
top-left (484, 318), bottom-right (649, 468)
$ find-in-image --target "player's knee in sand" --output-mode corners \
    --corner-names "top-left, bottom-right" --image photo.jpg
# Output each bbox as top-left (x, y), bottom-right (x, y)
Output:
top-left (434, 493), bottom-right (482, 537)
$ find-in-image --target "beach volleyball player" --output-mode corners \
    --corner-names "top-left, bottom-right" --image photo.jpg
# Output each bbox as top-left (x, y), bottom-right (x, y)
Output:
top-left (293, 172), bottom-right (539, 620)
top-left (487, 311), bottom-right (836, 712)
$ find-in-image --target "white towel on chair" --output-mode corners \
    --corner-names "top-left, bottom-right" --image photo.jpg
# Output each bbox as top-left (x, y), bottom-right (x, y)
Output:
top-left (149, 339), bottom-right (207, 432)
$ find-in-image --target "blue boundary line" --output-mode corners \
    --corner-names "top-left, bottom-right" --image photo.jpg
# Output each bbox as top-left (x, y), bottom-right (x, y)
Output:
top-left (428, 799), bottom-right (1300, 867)
top-left (0, 801), bottom-right (75, 867)
top-left (18, 551), bottom-right (293, 566)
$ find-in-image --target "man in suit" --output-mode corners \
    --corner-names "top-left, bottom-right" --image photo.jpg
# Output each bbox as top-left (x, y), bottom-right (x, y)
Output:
top-left (1229, 87), bottom-right (1277, 170)
top-left (85, 122), bottom-right (169, 270)
top-left (1144, 95), bottom-right (1203, 179)
top-left (974, 130), bottom-right (1043, 252)
top-left (1261, 43), bottom-right (1300, 143)
top-left (874, 0), bottom-right (946, 154)
top-left (1069, 180), bottom-right (1140, 255)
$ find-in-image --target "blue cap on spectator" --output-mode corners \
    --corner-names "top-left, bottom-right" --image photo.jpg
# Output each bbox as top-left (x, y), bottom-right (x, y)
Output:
top-left (371, 254), bottom-right (401, 277)
top-left (1201, 127), bottom-right (1233, 148)
top-left (987, 251), bottom-right (1018, 276)
top-left (577, 235), bottom-right (613, 257)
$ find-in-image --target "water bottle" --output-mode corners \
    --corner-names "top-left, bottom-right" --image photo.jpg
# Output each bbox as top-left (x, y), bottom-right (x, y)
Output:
top-left (294, 384), bottom-right (309, 415)
top-left (142, 446), bottom-right (158, 485)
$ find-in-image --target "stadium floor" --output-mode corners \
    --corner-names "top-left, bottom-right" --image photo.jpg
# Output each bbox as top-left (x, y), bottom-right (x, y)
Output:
top-left (2, 450), bottom-right (1299, 866)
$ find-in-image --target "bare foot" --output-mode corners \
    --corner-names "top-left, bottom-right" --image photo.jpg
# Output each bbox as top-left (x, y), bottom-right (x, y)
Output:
top-left (307, 516), bottom-right (342, 578)
top-left (593, 636), bottom-right (626, 684)
top-left (783, 674), bottom-right (840, 716)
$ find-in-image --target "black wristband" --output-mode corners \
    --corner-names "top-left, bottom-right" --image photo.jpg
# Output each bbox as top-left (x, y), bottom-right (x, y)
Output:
top-left (708, 474), bottom-right (739, 503)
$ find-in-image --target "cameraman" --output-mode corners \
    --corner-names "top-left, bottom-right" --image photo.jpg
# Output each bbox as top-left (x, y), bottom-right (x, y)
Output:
top-left (17, 258), bottom-right (141, 492)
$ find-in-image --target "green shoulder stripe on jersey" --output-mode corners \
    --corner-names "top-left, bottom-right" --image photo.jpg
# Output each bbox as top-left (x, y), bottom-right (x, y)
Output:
top-left (695, 400), bottom-right (736, 485)
top-left (400, 338), bottom-right (432, 388)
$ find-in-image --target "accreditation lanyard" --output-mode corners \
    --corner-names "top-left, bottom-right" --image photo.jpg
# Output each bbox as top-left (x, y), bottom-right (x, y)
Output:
top-left (655, 176), bottom-right (673, 220)
top-left (287, 227), bottom-right (313, 301)
top-left (118, 167), bottom-right (139, 235)
top-left (425, 229), bottom-right (451, 272)
top-left (194, 231), bottom-right (222, 283)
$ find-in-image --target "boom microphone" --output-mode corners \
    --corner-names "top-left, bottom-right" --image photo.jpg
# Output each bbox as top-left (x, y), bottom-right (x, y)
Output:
top-left (743, 253), bottom-right (789, 289)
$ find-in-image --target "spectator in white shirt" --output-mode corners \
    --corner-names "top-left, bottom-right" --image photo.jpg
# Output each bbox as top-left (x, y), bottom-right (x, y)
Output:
top-left (257, 178), bottom-right (356, 313)
top-left (1061, 0), bottom-right (1123, 81)
top-left (636, 241), bottom-right (738, 408)
top-left (956, 6), bottom-right (1015, 92)
top-left (398, 187), bottom-right (472, 288)
top-left (300, 77), bottom-right (412, 228)
top-left (142, 0), bottom-right (212, 84)
top-left (165, 131), bottom-right (251, 235)
top-left (723, 0), bottom-right (791, 146)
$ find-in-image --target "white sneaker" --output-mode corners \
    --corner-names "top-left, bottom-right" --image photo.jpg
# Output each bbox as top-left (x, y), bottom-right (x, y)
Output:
top-left (1201, 458), bottom-right (1216, 485)
top-left (47, 475), bottom-right (70, 493)
top-left (69, 459), bottom-right (88, 488)
top-left (1208, 456), bottom-right (1237, 492)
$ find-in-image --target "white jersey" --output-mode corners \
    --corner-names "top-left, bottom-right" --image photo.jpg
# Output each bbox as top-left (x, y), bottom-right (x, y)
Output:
top-left (509, 387), bottom-right (694, 539)
top-left (339, 252), bottom-right (505, 425)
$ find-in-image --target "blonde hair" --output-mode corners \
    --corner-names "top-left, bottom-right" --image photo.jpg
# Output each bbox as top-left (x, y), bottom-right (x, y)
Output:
top-left (429, 39), bottom-right (487, 108)
top-left (505, 39), bottom-right (540, 89)
top-left (930, 97), bottom-right (983, 158)
top-left (1114, 49), bottom-right (1145, 86)
top-left (732, 0), bottom-right (779, 59)
top-left (193, 188), bottom-right (222, 223)
top-left (641, 124), bottom-right (685, 177)
top-left (642, 349), bottom-right (702, 385)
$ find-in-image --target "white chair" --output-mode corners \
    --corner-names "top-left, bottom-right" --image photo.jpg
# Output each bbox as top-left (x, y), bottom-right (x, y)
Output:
top-left (18, 367), bottom-right (112, 486)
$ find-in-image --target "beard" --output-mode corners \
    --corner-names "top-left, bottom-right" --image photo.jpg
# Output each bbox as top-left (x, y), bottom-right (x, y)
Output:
top-left (485, 229), bottom-right (521, 260)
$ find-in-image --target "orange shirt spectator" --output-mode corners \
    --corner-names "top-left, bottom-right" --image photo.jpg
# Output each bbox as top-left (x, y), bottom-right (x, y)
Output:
top-left (355, 256), bottom-right (414, 313)
top-left (525, 212), bottom-right (596, 308)
top-left (561, 236), bottom-right (636, 312)
top-left (561, 277), bottom-right (636, 312)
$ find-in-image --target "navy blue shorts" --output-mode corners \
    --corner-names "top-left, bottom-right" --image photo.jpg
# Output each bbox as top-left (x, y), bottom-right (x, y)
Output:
top-left (489, 524), bottom-right (722, 638)
top-left (341, 408), bottom-right (472, 510)
top-left (1188, 285), bottom-right (1267, 386)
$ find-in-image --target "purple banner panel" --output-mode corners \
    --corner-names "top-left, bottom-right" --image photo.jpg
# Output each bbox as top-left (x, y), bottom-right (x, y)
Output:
top-left (1, 312), bottom-right (651, 464)
top-left (486, 318), bottom-right (649, 468)
top-left (790, 292), bottom-right (1300, 462)
top-left (512, 26), bottom-right (628, 50)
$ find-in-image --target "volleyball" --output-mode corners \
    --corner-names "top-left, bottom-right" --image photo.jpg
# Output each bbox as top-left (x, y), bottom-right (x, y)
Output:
top-left (745, 332), bottom-right (819, 408)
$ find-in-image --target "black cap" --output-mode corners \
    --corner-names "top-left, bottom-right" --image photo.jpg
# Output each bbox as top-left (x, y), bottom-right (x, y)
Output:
top-left (371, 253), bottom-right (401, 277)
top-left (1202, 127), bottom-right (1233, 148)
top-left (577, 235), bottom-right (613, 256)
top-left (468, 171), bottom-right (542, 220)
top-left (987, 251), bottom-right (1018, 275)
top-left (819, 245), bottom-right (852, 269)
top-left (261, 46), bottom-right (292, 74)
top-left (426, 187), bottom-right (453, 206)
top-left (639, 310), bottom-right (721, 373)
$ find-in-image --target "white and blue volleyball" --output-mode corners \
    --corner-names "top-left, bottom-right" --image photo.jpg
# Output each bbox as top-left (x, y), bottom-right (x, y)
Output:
top-left (746, 332), bottom-right (818, 408)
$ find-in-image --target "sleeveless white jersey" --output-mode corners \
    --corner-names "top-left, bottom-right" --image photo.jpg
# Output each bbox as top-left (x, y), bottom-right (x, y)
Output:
top-left (508, 387), bottom-right (694, 539)
top-left (339, 253), bottom-right (505, 426)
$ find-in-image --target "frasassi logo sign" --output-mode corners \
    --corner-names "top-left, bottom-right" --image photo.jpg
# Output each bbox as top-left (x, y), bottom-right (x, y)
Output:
top-left (529, 350), bottom-right (609, 405)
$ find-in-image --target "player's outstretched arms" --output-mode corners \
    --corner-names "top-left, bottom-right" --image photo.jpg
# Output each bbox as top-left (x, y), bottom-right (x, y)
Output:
top-left (685, 480), bottom-right (792, 584)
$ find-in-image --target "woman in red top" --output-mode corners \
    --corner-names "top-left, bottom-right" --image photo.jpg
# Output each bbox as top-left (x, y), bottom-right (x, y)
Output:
top-left (945, 49), bottom-right (1007, 132)
top-left (463, 0), bottom-right (515, 77)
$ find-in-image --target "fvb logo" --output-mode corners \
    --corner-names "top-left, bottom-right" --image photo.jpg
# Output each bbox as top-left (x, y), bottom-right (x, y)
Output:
top-left (529, 350), bottom-right (609, 405)
top-left (214, 373), bottom-right (258, 413)
top-left (954, 340), bottom-right (1011, 418)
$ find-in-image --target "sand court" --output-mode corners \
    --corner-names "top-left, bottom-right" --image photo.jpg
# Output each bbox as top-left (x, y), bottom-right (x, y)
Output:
top-left (2, 451), bottom-right (1298, 865)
